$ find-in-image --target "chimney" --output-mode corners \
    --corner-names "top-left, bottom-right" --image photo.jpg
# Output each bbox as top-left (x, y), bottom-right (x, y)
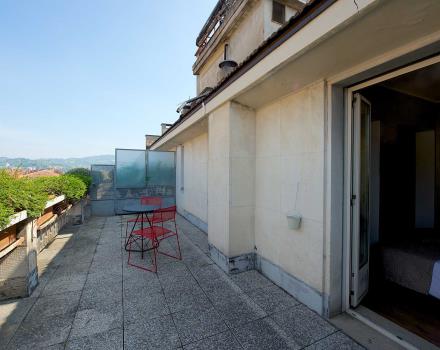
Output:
top-left (145, 135), bottom-right (160, 149)
top-left (161, 123), bottom-right (172, 135)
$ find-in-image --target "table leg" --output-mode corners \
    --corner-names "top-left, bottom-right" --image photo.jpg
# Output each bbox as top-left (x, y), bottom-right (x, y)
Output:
top-left (125, 213), bottom-right (140, 250)
top-left (141, 213), bottom-right (144, 259)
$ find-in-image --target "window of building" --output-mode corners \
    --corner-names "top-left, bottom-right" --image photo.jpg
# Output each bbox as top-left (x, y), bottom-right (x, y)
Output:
top-left (272, 1), bottom-right (286, 25)
top-left (180, 145), bottom-right (184, 191)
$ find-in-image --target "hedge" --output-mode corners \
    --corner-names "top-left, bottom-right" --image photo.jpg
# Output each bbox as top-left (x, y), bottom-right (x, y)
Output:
top-left (66, 168), bottom-right (92, 192)
top-left (0, 169), bottom-right (89, 230)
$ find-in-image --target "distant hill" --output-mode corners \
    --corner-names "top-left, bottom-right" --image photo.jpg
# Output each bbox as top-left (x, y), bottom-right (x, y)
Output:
top-left (0, 155), bottom-right (114, 172)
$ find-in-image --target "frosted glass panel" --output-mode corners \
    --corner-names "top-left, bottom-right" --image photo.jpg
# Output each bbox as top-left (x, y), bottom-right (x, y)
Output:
top-left (147, 151), bottom-right (175, 186)
top-left (90, 165), bottom-right (115, 200)
top-left (115, 149), bottom-right (146, 188)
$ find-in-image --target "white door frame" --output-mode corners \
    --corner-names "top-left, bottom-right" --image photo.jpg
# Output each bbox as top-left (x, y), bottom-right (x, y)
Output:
top-left (350, 93), bottom-right (372, 307)
top-left (340, 54), bottom-right (440, 348)
top-left (342, 53), bottom-right (440, 314)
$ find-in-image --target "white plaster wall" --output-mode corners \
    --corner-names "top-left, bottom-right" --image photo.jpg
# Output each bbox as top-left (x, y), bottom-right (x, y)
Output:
top-left (262, 0), bottom-right (298, 39)
top-left (197, 1), bottom-right (265, 94)
top-left (197, 47), bottom-right (224, 94)
top-left (228, 1), bottom-right (264, 66)
top-left (176, 133), bottom-right (208, 224)
top-left (228, 102), bottom-right (256, 256)
top-left (263, 0), bottom-right (281, 38)
top-left (208, 103), bottom-right (231, 254)
top-left (255, 81), bottom-right (325, 292)
top-left (197, 0), bottom-right (301, 93)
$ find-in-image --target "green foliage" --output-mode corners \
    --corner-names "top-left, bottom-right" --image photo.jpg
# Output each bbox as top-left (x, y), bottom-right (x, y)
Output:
top-left (53, 175), bottom-right (87, 201)
top-left (66, 168), bottom-right (92, 191)
top-left (0, 170), bottom-right (48, 228)
top-left (0, 202), bottom-right (14, 230)
top-left (0, 170), bottom-right (89, 229)
top-left (31, 175), bottom-right (87, 201)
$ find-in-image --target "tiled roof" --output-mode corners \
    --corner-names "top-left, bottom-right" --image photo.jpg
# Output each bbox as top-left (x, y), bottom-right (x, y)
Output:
top-left (23, 169), bottom-right (61, 178)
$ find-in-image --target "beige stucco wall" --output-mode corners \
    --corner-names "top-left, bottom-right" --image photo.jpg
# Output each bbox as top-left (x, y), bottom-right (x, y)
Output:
top-left (176, 133), bottom-right (208, 224)
top-left (196, 0), bottom-right (299, 94)
top-left (228, 102), bottom-right (256, 256)
top-left (207, 101), bottom-right (257, 258)
top-left (228, 0), bottom-right (264, 67)
top-left (197, 0), bottom-right (265, 94)
top-left (208, 103), bottom-right (230, 253)
top-left (262, 0), bottom-right (297, 39)
top-left (197, 47), bottom-right (224, 94)
top-left (254, 81), bottom-right (325, 292)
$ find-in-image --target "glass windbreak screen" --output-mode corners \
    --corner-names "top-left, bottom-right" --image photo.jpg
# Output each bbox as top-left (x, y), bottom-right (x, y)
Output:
top-left (115, 149), bottom-right (146, 188)
top-left (90, 165), bottom-right (115, 200)
top-left (147, 151), bottom-right (176, 207)
top-left (147, 151), bottom-right (175, 187)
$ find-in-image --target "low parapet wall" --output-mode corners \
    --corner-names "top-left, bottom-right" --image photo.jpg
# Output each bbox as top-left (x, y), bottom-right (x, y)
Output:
top-left (0, 197), bottom-right (89, 300)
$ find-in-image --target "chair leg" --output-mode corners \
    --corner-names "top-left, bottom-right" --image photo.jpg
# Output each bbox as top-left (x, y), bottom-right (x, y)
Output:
top-left (127, 235), bottom-right (158, 273)
top-left (125, 220), bottom-right (129, 242)
top-left (152, 239), bottom-right (158, 273)
top-left (127, 234), bottom-right (133, 266)
top-left (157, 221), bottom-right (182, 261)
top-left (174, 221), bottom-right (182, 260)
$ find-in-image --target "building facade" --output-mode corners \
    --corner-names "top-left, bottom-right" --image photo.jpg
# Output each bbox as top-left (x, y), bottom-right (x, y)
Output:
top-left (150, 0), bottom-right (440, 347)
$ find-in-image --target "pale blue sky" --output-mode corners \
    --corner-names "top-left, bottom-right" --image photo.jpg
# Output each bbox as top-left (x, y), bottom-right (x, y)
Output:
top-left (0, 0), bottom-right (216, 158)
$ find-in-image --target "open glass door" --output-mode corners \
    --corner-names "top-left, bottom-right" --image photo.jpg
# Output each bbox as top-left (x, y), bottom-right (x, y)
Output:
top-left (350, 93), bottom-right (371, 307)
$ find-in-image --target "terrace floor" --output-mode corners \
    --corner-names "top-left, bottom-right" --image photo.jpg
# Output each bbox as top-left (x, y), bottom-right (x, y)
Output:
top-left (0, 215), bottom-right (364, 349)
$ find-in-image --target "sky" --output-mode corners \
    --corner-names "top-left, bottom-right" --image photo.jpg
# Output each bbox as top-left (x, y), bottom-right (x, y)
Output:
top-left (0, 0), bottom-right (217, 159)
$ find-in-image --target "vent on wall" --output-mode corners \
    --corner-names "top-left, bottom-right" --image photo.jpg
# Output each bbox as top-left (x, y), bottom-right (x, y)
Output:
top-left (272, 1), bottom-right (286, 24)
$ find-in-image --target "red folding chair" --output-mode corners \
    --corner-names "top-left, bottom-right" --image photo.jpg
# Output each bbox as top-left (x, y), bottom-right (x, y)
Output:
top-left (125, 196), bottom-right (162, 241)
top-left (127, 206), bottom-right (181, 273)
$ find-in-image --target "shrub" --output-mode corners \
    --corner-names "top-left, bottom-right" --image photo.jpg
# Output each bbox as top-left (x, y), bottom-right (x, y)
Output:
top-left (0, 170), bottom-right (88, 229)
top-left (66, 168), bottom-right (92, 192)
top-left (0, 170), bottom-right (48, 228)
top-left (0, 202), bottom-right (14, 230)
top-left (31, 175), bottom-right (87, 202)
top-left (54, 175), bottom-right (87, 201)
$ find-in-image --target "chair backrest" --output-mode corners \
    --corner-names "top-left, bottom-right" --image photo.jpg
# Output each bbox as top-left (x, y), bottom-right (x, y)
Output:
top-left (140, 196), bottom-right (162, 207)
top-left (152, 205), bottom-right (176, 223)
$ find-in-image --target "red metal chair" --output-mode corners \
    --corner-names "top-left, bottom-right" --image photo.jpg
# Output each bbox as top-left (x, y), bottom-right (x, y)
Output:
top-left (140, 196), bottom-right (162, 206)
top-left (127, 206), bottom-right (181, 273)
top-left (125, 196), bottom-right (162, 241)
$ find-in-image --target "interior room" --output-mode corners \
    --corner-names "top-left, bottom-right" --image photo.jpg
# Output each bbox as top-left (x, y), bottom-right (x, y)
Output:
top-left (354, 62), bottom-right (440, 347)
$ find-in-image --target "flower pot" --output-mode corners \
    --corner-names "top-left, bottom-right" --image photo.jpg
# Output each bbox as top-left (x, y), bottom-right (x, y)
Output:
top-left (286, 212), bottom-right (302, 230)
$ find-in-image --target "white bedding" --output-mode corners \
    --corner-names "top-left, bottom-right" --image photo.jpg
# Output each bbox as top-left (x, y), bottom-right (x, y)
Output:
top-left (382, 243), bottom-right (440, 298)
top-left (429, 260), bottom-right (440, 299)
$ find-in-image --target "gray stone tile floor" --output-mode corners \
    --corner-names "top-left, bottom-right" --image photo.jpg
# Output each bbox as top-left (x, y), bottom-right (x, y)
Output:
top-left (0, 215), bottom-right (364, 350)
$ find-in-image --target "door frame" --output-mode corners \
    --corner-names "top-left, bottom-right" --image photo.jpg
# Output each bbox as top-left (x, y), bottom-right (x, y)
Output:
top-left (350, 93), bottom-right (372, 307)
top-left (342, 54), bottom-right (440, 315)
top-left (338, 54), bottom-right (440, 348)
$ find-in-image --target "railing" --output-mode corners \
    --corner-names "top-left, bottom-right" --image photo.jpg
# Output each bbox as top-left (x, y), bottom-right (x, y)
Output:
top-left (195, 0), bottom-right (244, 56)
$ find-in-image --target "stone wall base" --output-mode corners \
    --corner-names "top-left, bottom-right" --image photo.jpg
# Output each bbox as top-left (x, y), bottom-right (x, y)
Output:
top-left (36, 208), bottom-right (72, 253)
top-left (208, 244), bottom-right (326, 315)
top-left (0, 245), bottom-right (36, 300)
top-left (208, 244), bottom-right (255, 274)
top-left (179, 209), bottom-right (208, 234)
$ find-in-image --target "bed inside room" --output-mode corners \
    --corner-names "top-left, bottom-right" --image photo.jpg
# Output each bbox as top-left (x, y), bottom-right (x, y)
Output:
top-left (354, 63), bottom-right (440, 347)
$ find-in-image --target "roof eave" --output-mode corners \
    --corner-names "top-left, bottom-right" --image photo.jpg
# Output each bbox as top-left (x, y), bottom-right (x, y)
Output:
top-left (151, 0), bottom-right (334, 149)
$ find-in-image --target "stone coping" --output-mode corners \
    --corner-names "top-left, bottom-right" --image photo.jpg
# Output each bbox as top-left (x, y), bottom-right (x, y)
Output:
top-left (2, 195), bottom-right (71, 232)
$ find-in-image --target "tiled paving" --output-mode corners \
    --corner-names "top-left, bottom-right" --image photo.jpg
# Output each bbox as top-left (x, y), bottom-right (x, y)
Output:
top-left (0, 215), bottom-right (364, 349)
